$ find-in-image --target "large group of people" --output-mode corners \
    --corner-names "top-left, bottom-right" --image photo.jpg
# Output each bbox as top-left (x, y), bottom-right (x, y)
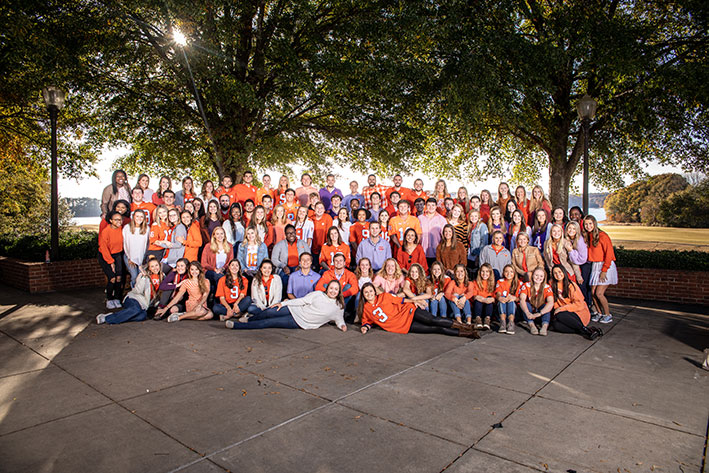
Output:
top-left (96, 170), bottom-right (615, 340)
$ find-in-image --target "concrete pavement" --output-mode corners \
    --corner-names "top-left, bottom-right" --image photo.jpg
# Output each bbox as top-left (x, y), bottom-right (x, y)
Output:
top-left (0, 284), bottom-right (707, 472)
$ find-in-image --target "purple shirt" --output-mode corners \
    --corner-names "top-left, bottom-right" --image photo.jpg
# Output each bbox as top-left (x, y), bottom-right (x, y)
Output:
top-left (355, 237), bottom-right (392, 271)
top-left (287, 269), bottom-right (322, 299)
top-left (418, 212), bottom-right (447, 257)
top-left (319, 187), bottom-right (343, 211)
top-left (342, 193), bottom-right (365, 211)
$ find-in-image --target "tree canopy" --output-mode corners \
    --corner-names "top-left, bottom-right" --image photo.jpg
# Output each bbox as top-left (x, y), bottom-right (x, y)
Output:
top-left (2, 0), bottom-right (708, 208)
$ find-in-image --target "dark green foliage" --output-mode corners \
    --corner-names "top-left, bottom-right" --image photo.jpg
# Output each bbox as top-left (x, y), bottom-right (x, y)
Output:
top-left (657, 180), bottom-right (709, 228)
top-left (0, 230), bottom-right (97, 262)
top-left (615, 247), bottom-right (709, 271)
top-left (604, 173), bottom-right (688, 224)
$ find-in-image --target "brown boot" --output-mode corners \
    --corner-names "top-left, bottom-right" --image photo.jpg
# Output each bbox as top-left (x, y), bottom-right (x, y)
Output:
top-left (457, 324), bottom-right (481, 339)
top-left (451, 320), bottom-right (468, 331)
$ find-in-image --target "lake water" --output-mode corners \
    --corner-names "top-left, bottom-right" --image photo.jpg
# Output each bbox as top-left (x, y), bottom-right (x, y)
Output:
top-left (73, 207), bottom-right (608, 227)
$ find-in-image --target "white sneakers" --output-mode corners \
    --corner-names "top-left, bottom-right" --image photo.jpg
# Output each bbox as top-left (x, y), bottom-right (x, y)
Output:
top-left (105, 299), bottom-right (122, 309)
top-left (96, 313), bottom-right (109, 324)
top-left (167, 313), bottom-right (182, 323)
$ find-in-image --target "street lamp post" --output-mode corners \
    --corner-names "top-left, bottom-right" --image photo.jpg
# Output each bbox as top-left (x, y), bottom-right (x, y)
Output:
top-left (576, 94), bottom-right (598, 217)
top-left (42, 86), bottom-right (66, 262)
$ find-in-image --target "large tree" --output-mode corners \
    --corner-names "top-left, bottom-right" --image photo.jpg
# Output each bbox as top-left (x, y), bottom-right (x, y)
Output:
top-left (417, 0), bottom-right (709, 207)
top-left (88, 0), bottom-right (432, 181)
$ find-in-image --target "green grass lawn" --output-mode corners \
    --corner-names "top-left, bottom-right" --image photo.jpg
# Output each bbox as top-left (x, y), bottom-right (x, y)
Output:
top-left (602, 225), bottom-right (709, 246)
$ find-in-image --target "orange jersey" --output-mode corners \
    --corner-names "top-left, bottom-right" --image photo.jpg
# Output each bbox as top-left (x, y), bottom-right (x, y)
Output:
top-left (361, 293), bottom-right (415, 334)
top-left (131, 201), bottom-right (156, 226)
top-left (99, 226), bottom-right (123, 263)
top-left (472, 279), bottom-right (496, 298)
top-left (407, 189), bottom-right (428, 205)
top-left (148, 221), bottom-right (170, 251)
top-left (215, 276), bottom-right (249, 304)
top-left (315, 268), bottom-right (359, 298)
top-left (256, 187), bottom-right (277, 205)
top-left (494, 278), bottom-right (520, 298)
top-left (283, 202), bottom-right (299, 223)
top-left (311, 214), bottom-right (333, 253)
top-left (519, 282), bottom-right (554, 301)
top-left (319, 243), bottom-right (351, 267)
top-left (349, 221), bottom-right (370, 244)
top-left (214, 186), bottom-right (237, 204)
top-left (388, 214), bottom-right (422, 242)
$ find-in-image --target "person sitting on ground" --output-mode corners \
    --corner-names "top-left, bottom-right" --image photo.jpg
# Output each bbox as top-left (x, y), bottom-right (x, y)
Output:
top-left (357, 283), bottom-right (478, 338)
top-left (550, 264), bottom-right (603, 340)
top-left (157, 261), bottom-right (213, 323)
top-left (226, 280), bottom-right (347, 332)
top-left (213, 259), bottom-right (252, 321)
top-left (96, 257), bottom-right (164, 325)
top-left (519, 267), bottom-right (554, 336)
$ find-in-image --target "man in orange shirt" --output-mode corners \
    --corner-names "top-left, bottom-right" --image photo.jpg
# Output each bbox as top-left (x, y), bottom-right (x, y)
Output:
top-left (311, 201), bottom-right (333, 267)
top-left (385, 174), bottom-right (410, 206)
top-left (316, 252), bottom-right (358, 318)
top-left (407, 178), bottom-right (429, 205)
top-left (215, 175), bottom-right (235, 203)
top-left (389, 200), bottom-right (422, 252)
top-left (256, 173), bottom-right (277, 205)
top-left (233, 171), bottom-right (258, 207)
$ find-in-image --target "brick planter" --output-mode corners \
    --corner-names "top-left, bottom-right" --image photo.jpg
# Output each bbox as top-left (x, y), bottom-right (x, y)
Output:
top-left (606, 266), bottom-right (707, 305)
top-left (0, 256), bottom-right (106, 293)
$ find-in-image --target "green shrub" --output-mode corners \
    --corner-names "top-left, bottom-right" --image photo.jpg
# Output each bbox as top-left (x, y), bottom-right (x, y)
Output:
top-left (0, 230), bottom-right (98, 262)
top-left (614, 247), bottom-right (709, 271)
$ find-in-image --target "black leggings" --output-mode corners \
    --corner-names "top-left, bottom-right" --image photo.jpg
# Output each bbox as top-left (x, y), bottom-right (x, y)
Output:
top-left (579, 262), bottom-right (593, 308)
top-left (551, 311), bottom-right (585, 335)
top-left (98, 252), bottom-right (124, 300)
top-left (408, 308), bottom-right (459, 336)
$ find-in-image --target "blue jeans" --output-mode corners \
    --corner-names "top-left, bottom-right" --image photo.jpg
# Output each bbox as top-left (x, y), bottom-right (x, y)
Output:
top-left (205, 270), bottom-right (225, 295)
top-left (522, 302), bottom-right (551, 325)
top-left (123, 254), bottom-right (142, 288)
top-left (106, 297), bottom-right (147, 324)
top-left (473, 300), bottom-right (493, 318)
top-left (230, 306), bottom-right (300, 329)
top-left (213, 296), bottom-right (252, 316)
top-left (450, 298), bottom-right (472, 319)
top-left (429, 298), bottom-right (448, 318)
top-left (498, 301), bottom-right (516, 316)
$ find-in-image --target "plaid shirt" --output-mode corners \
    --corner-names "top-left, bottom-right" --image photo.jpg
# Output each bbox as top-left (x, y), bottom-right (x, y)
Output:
top-left (362, 184), bottom-right (389, 209)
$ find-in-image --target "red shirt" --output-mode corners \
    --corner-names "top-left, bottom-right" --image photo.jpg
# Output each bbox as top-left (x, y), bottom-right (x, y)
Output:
top-left (361, 293), bottom-right (415, 334)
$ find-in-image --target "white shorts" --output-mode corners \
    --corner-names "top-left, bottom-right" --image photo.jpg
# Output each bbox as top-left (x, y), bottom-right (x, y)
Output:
top-left (589, 261), bottom-right (618, 286)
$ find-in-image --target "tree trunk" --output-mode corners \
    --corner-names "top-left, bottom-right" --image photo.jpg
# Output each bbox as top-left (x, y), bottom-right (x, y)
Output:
top-left (548, 156), bottom-right (573, 211)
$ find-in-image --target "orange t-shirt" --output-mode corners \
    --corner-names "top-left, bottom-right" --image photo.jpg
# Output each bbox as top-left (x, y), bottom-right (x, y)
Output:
top-left (131, 201), bottom-right (156, 225)
top-left (256, 187), bottom-right (277, 206)
top-left (311, 214), bottom-right (333, 253)
top-left (149, 273), bottom-right (161, 298)
top-left (472, 279), bottom-right (496, 298)
top-left (319, 243), bottom-right (351, 267)
top-left (215, 276), bottom-right (248, 304)
top-left (286, 241), bottom-right (300, 267)
top-left (234, 184), bottom-right (258, 207)
top-left (519, 282), bottom-right (554, 307)
top-left (361, 293), bottom-right (416, 334)
top-left (444, 279), bottom-right (476, 300)
top-left (283, 202), bottom-right (299, 223)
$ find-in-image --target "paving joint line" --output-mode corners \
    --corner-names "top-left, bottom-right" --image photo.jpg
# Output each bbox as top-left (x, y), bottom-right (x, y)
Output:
top-left (168, 337), bottom-right (481, 472)
top-left (439, 306), bottom-right (637, 472)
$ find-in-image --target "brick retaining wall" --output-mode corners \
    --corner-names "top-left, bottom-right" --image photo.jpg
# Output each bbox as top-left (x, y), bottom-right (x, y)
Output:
top-left (606, 266), bottom-right (707, 305)
top-left (0, 257), bottom-right (106, 293)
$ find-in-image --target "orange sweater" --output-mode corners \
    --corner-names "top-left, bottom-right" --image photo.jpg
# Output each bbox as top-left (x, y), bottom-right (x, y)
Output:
top-left (99, 226), bottom-right (123, 264)
top-left (586, 231), bottom-right (616, 272)
top-left (183, 223), bottom-right (203, 262)
top-left (444, 279), bottom-right (476, 301)
top-left (553, 281), bottom-right (590, 326)
top-left (316, 269), bottom-right (359, 298)
top-left (473, 279), bottom-right (496, 298)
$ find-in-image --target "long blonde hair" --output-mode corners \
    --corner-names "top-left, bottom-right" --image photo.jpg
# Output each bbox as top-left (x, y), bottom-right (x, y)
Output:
top-left (564, 221), bottom-right (583, 250)
top-left (476, 263), bottom-right (495, 293)
top-left (210, 227), bottom-right (231, 253)
top-left (270, 204), bottom-right (287, 225)
top-left (376, 258), bottom-right (403, 280)
top-left (528, 185), bottom-right (551, 216)
top-left (528, 267), bottom-right (548, 308)
top-left (544, 224), bottom-right (566, 261)
top-left (407, 263), bottom-right (428, 294)
top-left (188, 261), bottom-right (209, 294)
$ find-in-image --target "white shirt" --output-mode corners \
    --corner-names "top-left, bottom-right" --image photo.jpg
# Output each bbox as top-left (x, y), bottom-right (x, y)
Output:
top-left (282, 292), bottom-right (346, 330)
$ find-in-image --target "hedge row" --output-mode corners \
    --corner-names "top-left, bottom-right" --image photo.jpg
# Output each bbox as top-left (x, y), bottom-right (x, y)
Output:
top-left (0, 230), bottom-right (97, 262)
top-left (1, 232), bottom-right (708, 270)
top-left (614, 247), bottom-right (709, 271)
